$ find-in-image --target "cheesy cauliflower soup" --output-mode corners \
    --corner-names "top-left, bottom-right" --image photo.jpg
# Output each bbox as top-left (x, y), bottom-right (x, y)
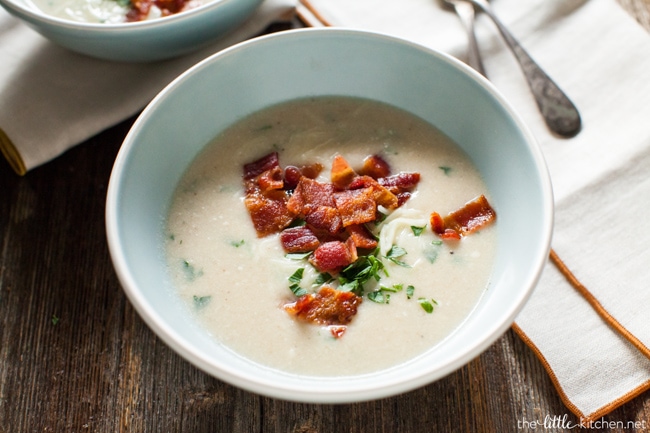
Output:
top-left (165, 97), bottom-right (497, 376)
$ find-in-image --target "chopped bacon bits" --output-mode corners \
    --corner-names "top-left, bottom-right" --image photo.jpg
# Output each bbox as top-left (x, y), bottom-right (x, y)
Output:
top-left (346, 224), bottom-right (378, 250)
top-left (359, 154), bottom-right (391, 179)
top-left (280, 226), bottom-right (320, 253)
top-left (329, 325), bottom-right (347, 339)
top-left (244, 189), bottom-right (294, 237)
top-left (257, 166), bottom-right (284, 192)
top-left (243, 152), bottom-right (280, 180)
top-left (310, 240), bottom-right (356, 273)
top-left (127, 0), bottom-right (193, 21)
top-left (430, 195), bottom-right (496, 239)
top-left (334, 188), bottom-right (377, 227)
top-left (379, 172), bottom-right (421, 191)
top-left (284, 286), bottom-right (363, 326)
top-left (330, 155), bottom-right (357, 189)
top-left (288, 177), bottom-right (343, 234)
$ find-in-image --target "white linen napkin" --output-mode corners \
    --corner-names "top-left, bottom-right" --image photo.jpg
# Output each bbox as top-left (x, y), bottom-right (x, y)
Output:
top-left (0, 0), bottom-right (296, 175)
top-left (302, 0), bottom-right (650, 423)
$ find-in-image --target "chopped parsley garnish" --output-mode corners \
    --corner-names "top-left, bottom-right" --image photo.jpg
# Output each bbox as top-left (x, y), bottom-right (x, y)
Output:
top-left (406, 285), bottom-right (415, 299)
top-left (288, 268), bottom-right (307, 296)
top-left (410, 225), bottom-right (426, 236)
top-left (289, 268), bottom-right (304, 283)
top-left (439, 166), bottom-right (452, 175)
top-left (286, 251), bottom-right (312, 260)
top-left (385, 245), bottom-right (411, 268)
top-left (418, 297), bottom-right (438, 313)
top-left (193, 295), bottom-right (212, 308)
top-left (230, 239), bottom-right (245, 248)
top-left (339, 253), bottom-right (386, 295)
top-left (368, 291), bottom-right (390, 304)
top-left (182, 260), bottom-right (203, 281)
top-left (314, 272), bottom-right (333, 286)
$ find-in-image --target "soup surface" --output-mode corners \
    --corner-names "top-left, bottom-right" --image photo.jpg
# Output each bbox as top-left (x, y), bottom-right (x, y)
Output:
top-left (28, 0), bottom-right (207, 23)
top-left (165, 97), bottom-right (497, 376)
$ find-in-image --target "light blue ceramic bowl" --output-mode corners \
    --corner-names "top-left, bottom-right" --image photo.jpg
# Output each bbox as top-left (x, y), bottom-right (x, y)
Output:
top-left (106, 28), bottom-right (553, 402)
top-left (0, 0), bottom-right (262, 62)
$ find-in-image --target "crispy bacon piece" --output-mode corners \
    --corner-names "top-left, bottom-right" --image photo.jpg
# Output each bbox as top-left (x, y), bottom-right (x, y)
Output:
top-left (348, 175), bottom-right (398, 210)
top-left (359, 154), bottom-right (391, 179)
top-left (244, 188), bottom-right (294, 237)
top-left (331, 155), bottom-right (356, 189)
top-left (280, 226), bottom-right (320, 253)
top-left (284, 286), bottom-right (362, 326)
top-left (243, 152), bottom-right (280, 180)
top-left (329, 326), bottom-right (347, 339)
top-left (378, 172), bottom-right (421, 192)
top-left (284, 163), bottom-right (324, 190)
top-left (445, 195), bottom-right (496, 235)
top-left (287, 177), bottom-right (342, 234)
top-left (309, 240), bottom-right (357, 273)
top-left (346, 224), bottom-right (378, 250)
top-left (334, 188), bottom-right (376, 227)
top-left (430, 195), bottom-right (496, 239)
top-left (257, 166), bottom-right (284, 192)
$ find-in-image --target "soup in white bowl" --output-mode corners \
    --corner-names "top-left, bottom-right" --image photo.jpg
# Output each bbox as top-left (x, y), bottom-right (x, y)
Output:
top-left (165, 96), bottom-right (497, 376)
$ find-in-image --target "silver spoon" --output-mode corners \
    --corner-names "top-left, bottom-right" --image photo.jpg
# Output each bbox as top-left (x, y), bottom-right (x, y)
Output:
top-left (463, 0), bottom-right (581, 137)
top-left (440, 0), bottom-right (487, 77)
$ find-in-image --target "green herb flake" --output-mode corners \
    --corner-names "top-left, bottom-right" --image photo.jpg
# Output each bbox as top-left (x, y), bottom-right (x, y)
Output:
top-left (385, 245), bottom-right (411, 268)
top-left (418, 297), bottom-right (438, 313)
top-left (193, 295), bottom-right (212, 308)
top-left (288, 268), bottom-right (308, 296)
top-left (339, 254), bottom-right (386, 295)
top-left (285, 251), bottom-right (312, 260)
top-left (182, 260), bottom-right (203, 281)
top-left (439, 166), bottom-right (452, 176)
top-left (230, 239), bottom-right (245, 248)
top-left (380, 283), bottom-right (403, 293)
top-left (51, 314), bottom-right (59, 325)
top-left (406, 285), bottom-right (415, 299)
top-left (290, 284), bottom-right (308, 297)
top-left (288, 268), bottom-right (305, 284)
top-left (368, 291), bottom-right (390, 304)
top-left (314, 272), bottom-right (333, 286)
top-left (410, 225), bottom-right (426, 236)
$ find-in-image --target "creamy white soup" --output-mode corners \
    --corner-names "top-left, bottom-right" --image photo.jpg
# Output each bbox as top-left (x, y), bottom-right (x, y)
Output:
top-left (28, 0), bottom-right (205, 23)
top-left (165, 97), bottom-right (497, 376)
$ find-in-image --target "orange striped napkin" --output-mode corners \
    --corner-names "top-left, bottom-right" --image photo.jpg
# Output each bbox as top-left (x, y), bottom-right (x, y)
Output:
top-left (302, 0), bottom-right (650, 423)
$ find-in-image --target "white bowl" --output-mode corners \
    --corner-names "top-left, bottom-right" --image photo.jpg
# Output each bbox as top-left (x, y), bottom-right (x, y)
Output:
top-left (0, 0), bottom-right (262, 62)
top-left (106, 28), bottom-right (553, 402)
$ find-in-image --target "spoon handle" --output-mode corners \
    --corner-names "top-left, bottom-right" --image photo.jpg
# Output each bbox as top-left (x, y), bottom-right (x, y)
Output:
top-left (471, 1), bottom-right (581, 137)
top-left (452, 2), bottom-right (487, 77)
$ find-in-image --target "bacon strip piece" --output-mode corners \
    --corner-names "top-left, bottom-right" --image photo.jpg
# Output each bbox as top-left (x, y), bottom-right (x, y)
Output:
top-left (330, 155), bottom-right (356, 189)
top-left (244, 188), bottom-right (294, 237)
top-left (243, 152), bottom-right (280, 180)
top-left (334, 187), bottom-right (376, 227)
top-left (309, 240), bottom-right (357, 273)
top-left (280, 226), bottom-right (320, 253)
top-left (430, 195), bottom-right (496, 238)
top-left (346, 224), bottom-right (378, 250)
top-left (284, 286), bottom-right (362, 326)
top-left (348, 175), bottom-right (398, 210)
top-left (287, 177), bottom-right (343, 234)
top-left (359, 154), bottom-right (391, 179)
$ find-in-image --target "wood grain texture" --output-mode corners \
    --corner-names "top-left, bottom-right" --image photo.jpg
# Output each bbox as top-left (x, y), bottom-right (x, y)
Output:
top-left (2, 3), bottom-right (650, 432)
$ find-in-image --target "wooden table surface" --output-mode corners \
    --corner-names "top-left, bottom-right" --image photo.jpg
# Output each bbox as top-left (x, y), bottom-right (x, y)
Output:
top-left (1, 2), bottom-right (649, 432)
